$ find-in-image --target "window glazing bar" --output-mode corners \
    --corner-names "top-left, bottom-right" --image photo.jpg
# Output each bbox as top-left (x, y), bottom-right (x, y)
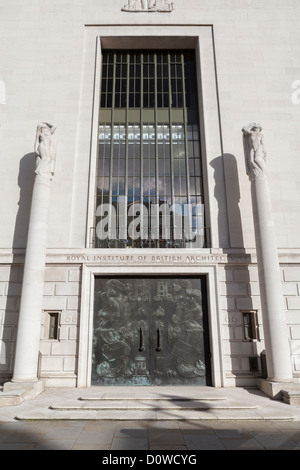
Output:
top-left (181, 52), bottom-right (191, 206)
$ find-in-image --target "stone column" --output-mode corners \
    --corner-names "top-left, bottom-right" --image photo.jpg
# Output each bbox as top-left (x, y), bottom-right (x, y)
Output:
top-left (242, 123), bottom-right (293, 382)
top-left (8, 123), bottom-right (56, 389)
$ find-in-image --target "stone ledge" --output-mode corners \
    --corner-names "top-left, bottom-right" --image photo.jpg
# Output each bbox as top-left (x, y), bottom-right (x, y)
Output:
top-left (257, 378), bottom-right (300, 402)
top-left (42, 375), bottom-right (77, 388)
top-left (3, 379), bottom-right (45, 402)
top-left (282, 390), bottom-right (300, 406)
top-left (0, 389), bottom-right (26, 407)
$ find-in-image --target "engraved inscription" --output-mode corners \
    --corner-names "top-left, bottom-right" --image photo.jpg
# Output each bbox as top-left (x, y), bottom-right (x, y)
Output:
top-left (64, 253), bottom-right (228, 264)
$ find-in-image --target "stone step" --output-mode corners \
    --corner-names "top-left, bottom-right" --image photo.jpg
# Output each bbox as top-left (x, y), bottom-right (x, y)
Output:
top-left (49, 398), bottom-right (258, 411)
top-left (14, 395), bottom-right (296, 421)
top-left (79, 395), bottom-right (227, 402)
top-left (282, 389), bottom-right (300, 406)
top-left (0, 390), bottom-right (26, 407)
top-left (5, 386), bottom-right (298, 422)
top-left (15, 407), bottom-right (295, 421)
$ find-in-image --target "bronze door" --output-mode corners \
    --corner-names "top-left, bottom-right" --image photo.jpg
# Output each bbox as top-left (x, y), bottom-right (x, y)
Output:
top-left (92, 276), bottom-right (211, 386)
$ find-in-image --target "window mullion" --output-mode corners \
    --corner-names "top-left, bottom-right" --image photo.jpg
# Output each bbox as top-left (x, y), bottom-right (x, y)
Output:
top-left (167, 53), bottom-right (175, 246)
top-left (181, 52), bottom-right (191, 206)
top-left (168, 53), bottom-right (174, 207)
top-left (121, 52), bottom-right (130, 245)
top-left (154, 53), bottom-right (159, 247)
top-left (140, 52), bottom-right (144, 248)
top-left (109, 53), bottom-right (117, 211)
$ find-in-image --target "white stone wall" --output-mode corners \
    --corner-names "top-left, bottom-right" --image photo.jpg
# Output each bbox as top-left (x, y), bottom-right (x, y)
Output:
top-left (218, 264), bottom-right (264, 386)
top-left (218, 263), bottom-right (300, 386)
top-left (1, 261), bottom-right (300, 386)
top-left (0, 266), bottom-right (22, 382)
top-left (40, 266), bottom-right (81, 386)
top-left (0, 265), bottom-right (81, 386)
top-left (283, 266), bottom-right (300, 377)
top-left (0, 0), bottom-right (299, 250)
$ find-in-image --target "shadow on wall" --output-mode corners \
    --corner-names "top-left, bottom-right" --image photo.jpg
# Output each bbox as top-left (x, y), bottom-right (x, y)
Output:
top-left (13, 152), bottom-right (36, 249)
top-left (209, 153), bottom-right (244, 250)
top-left (1, 153), bottom-right (36, 383)
top-left (210, 153), bottom-right (262, 385)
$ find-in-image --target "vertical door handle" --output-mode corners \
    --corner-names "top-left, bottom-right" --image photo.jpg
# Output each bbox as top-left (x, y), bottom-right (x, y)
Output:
top-left (156, 328), bottom-right (162, 352)
top-left (138, 328), bottom-right (145, 352)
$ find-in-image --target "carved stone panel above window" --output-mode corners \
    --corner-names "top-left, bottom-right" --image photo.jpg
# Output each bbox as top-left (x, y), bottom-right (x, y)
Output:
top-left (122, 0), bottom-right (175, 13)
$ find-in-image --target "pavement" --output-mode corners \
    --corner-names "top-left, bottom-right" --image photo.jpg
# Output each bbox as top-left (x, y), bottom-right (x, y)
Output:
top-left (0, 386), bottom-right (300, 450)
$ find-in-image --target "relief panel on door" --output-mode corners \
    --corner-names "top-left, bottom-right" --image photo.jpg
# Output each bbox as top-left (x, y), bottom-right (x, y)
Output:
top-left (92, 277), bottom-right (210, 385)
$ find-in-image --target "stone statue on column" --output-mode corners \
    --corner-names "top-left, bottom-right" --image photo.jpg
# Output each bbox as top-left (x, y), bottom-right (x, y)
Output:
top-left (242, 123), bottom-right (267, 180)
top-left (5, 122), bottom-right (57, 391)
top-left (34, 122), bottom-right (56, 177)
top-left (241, 122), bottom-right (293, 387)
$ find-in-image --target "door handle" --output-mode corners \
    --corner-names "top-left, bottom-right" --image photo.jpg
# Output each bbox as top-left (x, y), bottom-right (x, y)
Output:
top-left (138, 328), bottom-right (145, 352)
top-left (156, 328), bottom-right (162, 352)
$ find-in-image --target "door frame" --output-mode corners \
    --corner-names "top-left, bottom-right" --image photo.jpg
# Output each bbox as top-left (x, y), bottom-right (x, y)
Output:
top-left (77, 262), bottom-right (223, 388)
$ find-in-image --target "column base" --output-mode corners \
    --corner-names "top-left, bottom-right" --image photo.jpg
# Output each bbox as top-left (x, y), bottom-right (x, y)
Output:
top-left (256, 378), bottom-right (300, 401)
top-left (3, 379), bottom-right (45, 401)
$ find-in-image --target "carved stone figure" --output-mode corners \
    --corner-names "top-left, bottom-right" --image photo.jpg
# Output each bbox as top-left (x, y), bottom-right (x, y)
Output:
top-left (34, 122), bottom-right (56, 177)
top-left (122, 0), bottom-right (174, 12)
top-left (242, 123), bottom-right (267, 180)
top-left (126, 0), bottom-right (139, 9)
top-left (154, 0), bottom-right (173, 10)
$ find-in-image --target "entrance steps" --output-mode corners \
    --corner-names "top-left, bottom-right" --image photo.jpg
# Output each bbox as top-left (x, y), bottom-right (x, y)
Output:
top-left (2, 386), bottom-right (297, 422)
top-left (46, 397), bottom-right (263, 421)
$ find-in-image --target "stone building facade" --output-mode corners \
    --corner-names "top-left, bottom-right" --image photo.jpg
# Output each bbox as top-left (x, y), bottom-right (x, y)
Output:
top-left (0, 0), bottom-right (300, 397)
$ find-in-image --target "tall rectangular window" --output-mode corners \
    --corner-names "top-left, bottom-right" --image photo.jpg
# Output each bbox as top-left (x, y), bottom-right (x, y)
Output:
top-left (94, 50), bottom-right (208, 249)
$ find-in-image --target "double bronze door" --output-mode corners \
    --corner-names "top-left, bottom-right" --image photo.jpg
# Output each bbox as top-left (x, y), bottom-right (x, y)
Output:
top-left (92, 276), bottom-right (211, 386)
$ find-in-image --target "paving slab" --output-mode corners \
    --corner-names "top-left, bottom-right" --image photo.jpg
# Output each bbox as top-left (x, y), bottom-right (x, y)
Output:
top-left (0, 418), bottom-right (299, 450)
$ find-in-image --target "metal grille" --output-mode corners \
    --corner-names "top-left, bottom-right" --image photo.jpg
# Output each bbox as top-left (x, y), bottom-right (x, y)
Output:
top-left (94, 50), bottom-right (209, 249)
top-left (100, 50), bottom-right (198, 110)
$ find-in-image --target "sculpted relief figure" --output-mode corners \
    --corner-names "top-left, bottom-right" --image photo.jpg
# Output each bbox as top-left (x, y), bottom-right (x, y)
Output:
top-left (122, 0), bottom-right (174, 12)
top-left (242, 123), bottom-right (267, 180)
top-left (34, 122), bottom-right (57, 177)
